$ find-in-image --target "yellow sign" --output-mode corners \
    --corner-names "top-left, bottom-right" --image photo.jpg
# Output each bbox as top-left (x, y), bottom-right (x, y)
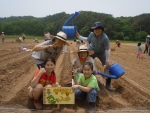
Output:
top-left (43, 87), bottom-right (75, 104)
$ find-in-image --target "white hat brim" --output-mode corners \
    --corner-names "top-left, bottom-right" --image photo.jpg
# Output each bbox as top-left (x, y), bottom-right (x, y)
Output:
top-left (54, 36), bottom-right (70, 46)
top-left (72, 50), bottom-right (94, 55)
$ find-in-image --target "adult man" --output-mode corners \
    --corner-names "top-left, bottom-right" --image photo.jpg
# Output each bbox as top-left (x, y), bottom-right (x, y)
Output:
top-left (76, 22), bottom-right (112, 90)
top-left (32, 31), bottom-right (69, 69)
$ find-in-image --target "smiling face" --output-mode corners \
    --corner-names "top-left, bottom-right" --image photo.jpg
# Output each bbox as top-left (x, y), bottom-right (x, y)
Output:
top-left (82, 63), bottom-right (93, 79)
top-left (45, 60), bottom-right (55, 74)
top-left (78, 51), bottom-right (88, 59)
top-left (93, 27), bottom-right (103, 36)
top-left (54, 38), bottom-right (65, 47)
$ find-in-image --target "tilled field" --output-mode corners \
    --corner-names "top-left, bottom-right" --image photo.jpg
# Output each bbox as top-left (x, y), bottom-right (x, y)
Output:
top-left (0, 39), bottom-right (150, 113)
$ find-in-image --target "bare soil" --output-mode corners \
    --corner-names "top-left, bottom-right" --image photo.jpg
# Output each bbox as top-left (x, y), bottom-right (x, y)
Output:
top-left (0, 39), bottom-right (150, 113)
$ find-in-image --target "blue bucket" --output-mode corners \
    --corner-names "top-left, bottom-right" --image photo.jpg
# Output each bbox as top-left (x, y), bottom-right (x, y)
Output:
top-left (62, 26), bottom-right (77, 40)
top-left (62, 12), bottom-right (79, 40)
top-left (108, 63), bottom-right (125, 78)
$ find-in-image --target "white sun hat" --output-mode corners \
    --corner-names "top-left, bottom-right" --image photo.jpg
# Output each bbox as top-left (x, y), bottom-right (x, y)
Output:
top-left (54, 31), bottom-right (70, 45)
top-left (77, 44), bottom-right (94, 55)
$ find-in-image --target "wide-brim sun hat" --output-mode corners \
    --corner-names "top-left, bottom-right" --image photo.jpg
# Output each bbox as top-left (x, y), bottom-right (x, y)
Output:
top-left (90, 22), bottom-right (104, 31)
top-left (76, 44), bottom-right (94, 55)
top-left (2, 32), bottom-right (4, 34)
top-left (54, 31), bottom-right (70, 45)
top-left (147, 35), bottom-right (150, 38)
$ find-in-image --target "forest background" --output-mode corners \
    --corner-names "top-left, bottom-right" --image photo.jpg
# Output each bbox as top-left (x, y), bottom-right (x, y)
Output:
top-left (0, 11), bottom-right (150, 42)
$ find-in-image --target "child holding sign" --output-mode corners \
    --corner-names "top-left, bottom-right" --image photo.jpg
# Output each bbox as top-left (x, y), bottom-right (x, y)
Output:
top-left (28, 56), bottom-right (57, 110)
top-left (72, 62), bottom-right (100, 111)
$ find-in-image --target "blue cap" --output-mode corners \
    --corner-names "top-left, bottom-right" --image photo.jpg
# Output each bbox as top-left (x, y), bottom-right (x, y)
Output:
top-left (90, 22), bottom-right (104, 31)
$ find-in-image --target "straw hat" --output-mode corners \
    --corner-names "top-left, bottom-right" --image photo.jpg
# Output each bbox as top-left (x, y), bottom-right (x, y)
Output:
top-left (76, 45), bottom-right (94, 55)
top-left (147, 35), bottom-right (150, 38)
top-left (54, 31), bottom-right (70, 45)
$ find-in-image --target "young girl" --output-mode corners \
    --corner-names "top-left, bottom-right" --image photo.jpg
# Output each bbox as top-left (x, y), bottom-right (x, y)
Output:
top-left (137, 42), bottom-right (143, 59)
top-left (72, 62), bottom-right (100, 111)
top-left (28, 56), bottom-right (57, 110)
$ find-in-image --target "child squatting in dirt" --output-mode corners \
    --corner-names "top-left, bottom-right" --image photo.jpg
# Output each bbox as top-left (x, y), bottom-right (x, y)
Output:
top-left (72, 62), bottom-right (100, 111)
top-left (28, 56), bottom-right (60, 110)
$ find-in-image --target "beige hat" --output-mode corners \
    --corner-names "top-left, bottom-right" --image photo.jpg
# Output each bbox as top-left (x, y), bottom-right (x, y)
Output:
top-left (54, 31), bottom-right (70, 45)
top-left (77, 45), bottom-right (94, 55)
top-left (147, 35), bottom-right (150, 38)
top-left (2, 32), bottom-right (4, 34)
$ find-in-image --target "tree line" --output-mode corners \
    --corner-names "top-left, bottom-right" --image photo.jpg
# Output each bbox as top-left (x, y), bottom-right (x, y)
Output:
top-left (0, 11), bottom-right (150, 41)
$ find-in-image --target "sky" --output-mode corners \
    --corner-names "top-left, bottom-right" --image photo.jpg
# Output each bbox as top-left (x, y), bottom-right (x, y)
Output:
top-left (0, 0), bottom-right (150, 18)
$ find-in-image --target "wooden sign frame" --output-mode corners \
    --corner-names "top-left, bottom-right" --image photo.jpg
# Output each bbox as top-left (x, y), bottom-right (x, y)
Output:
top-left (43, 87), bottom-right (75, 104)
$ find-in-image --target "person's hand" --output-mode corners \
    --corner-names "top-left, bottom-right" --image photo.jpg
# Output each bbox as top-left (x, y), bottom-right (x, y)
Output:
top-left (72, 85), bottom-right (79, 90)
top-left (75, 31), bottom-right (80, 38)
top-left (39, 68), bottom-right (46, 74)
top-left (105, 62), bottom-right (110, 67)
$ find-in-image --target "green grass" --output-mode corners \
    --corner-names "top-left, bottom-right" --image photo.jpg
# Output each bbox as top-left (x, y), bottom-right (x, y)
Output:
top-left (5, 35), bottom-right (145, 44)
top-left (5, 35), bottom-right (43, 40)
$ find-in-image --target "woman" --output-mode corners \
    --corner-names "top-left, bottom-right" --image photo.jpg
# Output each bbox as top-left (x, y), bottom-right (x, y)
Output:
top-left (76, 22), bottom-right (112, 91)
top-left (32, 31), bottom-right (69, 69)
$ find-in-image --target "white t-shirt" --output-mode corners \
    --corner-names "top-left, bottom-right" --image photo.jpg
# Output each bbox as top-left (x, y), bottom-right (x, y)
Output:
top-left (32, 40), bottom-right (63, 64)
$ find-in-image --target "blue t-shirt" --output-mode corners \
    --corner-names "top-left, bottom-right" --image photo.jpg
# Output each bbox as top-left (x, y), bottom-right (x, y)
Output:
top-left (87, 32), bottom-right (110, 54)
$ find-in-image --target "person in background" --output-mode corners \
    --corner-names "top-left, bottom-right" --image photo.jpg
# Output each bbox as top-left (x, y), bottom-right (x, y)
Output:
top-left (137, 42), bottom-right (143, 59)
top-left (44, 32), bottom-right (51, 41)
top-left (22, 33), bottom-right (26, 41)
top-left (76, 21), bottom-right (112, 91)
top-left (32, 31), bottom-right (69, 69)
top-left (143, 43), bottom-right (148, 54)
top-left (1, 32), bottom-right (5, 44)
top-left (116, 40), bottom-right (121, 47)
top-left (72, 62), bottom-right (100, 111)
top-left (146, 35), bottom-right (150, 56)
top-left (28, 56), bottom-right (57, 110)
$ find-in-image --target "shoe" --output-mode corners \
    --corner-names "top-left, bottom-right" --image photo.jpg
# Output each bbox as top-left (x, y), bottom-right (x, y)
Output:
top-left (34, 99), bottom-right (43, 110)
top-left (88, 102), bottom-right (96, 112)
top-left (106, 85), bottom-right (113, 91)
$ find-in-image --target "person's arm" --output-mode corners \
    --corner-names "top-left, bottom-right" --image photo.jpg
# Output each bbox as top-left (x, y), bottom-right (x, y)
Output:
top-left (105, 49), bottom-right (110, 63)
top-left (30, 68), bottom-right (46, 88)
top-left (32, 44), bottom-right (53, 51)
top-left (76, 32), bottom-right (89, 43)
top-left (72, 85), bottom-right (92, 92)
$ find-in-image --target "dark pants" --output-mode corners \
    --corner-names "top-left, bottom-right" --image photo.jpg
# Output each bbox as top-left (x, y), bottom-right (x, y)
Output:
top-left (90, 53), bottom-right (111, 87)
top-left (37, 63), bottom-right (45, 69)
top-left (144, 45), bottom-right (148, 54)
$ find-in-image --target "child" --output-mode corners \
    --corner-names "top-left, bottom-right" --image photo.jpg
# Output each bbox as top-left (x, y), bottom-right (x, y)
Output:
top-left (72, 62), bottom-right (100, 111)
top-left (137, 42), bottom-right (143, 59)
top-left (72, 44), bottom-right (94, 80)
top-left (116, 40), bottom-right (121, 47)
top-left (28, 56), bottom-right (57, 110)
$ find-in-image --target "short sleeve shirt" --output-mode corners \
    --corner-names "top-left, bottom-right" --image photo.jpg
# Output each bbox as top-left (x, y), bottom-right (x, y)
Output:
top-left (32, 40), bottom-right (63, 64)
top-left (1, 34), bottom-right (4, 38)
top-left (78, 74), bottom-right (100, 91)
top-left (87, 32), bottom-right (110, 53)
top-left (34, 70), bottom-right (56, 86)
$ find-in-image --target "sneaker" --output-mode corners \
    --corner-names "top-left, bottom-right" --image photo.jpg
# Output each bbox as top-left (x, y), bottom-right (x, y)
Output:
top-left (34, 99), bottom-right (43, 110)
top-left (88, 102), bottom-right (96, 112)
top-left (106, 85), bottom-right (113, 91)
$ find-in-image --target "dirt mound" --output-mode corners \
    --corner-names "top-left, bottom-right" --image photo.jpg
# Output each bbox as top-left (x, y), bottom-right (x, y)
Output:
top-left (0, 40), bottom-right (150, 113)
